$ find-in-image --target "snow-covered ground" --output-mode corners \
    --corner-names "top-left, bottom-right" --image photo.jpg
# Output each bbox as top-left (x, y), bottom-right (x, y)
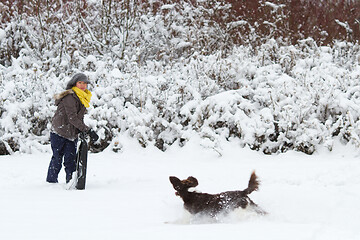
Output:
top-left (1, 136), bottom-right (359, 240)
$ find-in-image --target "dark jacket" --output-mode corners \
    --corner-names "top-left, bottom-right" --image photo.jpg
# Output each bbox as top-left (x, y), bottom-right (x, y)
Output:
top-left (51, 89), bottom-right (89, 140)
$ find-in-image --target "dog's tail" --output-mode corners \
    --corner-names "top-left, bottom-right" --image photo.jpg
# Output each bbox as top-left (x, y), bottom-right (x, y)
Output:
top-left (243, 171), bottom-right (260, 195)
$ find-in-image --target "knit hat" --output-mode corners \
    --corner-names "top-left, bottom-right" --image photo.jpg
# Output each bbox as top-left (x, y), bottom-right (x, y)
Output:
top-left (66, 73), bottom-right (90, 90)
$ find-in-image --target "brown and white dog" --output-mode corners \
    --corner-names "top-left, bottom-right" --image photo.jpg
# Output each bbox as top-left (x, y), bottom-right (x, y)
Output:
top-left (169, 171), bottom-right (266, 217)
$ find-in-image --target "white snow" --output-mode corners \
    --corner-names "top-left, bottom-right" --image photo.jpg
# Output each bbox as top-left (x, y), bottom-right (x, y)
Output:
top-left (335, 19), bottom-right (353, 34)
top-left (0, 28), bottom-right (6, 41)
top-left (161, 4), bottom-right (176, 10)
top-left (1, 136), bottom-right (359, 240)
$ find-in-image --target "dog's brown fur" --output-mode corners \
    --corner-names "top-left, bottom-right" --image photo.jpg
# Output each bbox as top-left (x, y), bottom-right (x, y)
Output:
top-left (169, 171), bottom-right (266, 217)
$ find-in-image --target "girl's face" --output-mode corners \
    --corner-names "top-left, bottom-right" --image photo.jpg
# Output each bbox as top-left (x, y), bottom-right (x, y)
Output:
top-left (76, 81), bottom-right (88, 91)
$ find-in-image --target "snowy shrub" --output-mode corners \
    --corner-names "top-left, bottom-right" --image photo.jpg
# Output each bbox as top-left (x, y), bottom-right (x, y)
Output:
top-left (1, 39), bottom-right (360, 155)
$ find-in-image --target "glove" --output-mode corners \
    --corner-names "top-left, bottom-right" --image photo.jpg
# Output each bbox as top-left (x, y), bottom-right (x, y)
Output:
top-left (87, 129), bottom-right (99, 142)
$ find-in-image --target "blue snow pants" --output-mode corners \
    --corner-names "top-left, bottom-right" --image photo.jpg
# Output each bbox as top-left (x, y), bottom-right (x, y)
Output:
top-left (46, 132), bottom-right (77, 183)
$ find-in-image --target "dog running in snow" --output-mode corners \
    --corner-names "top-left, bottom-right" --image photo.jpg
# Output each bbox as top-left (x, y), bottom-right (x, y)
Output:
top-left (169, 171), bottom-right (266, 217)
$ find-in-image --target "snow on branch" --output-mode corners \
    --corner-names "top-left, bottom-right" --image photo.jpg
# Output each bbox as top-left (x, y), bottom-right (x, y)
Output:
top-left (335, 19), bottom-right (353, 33)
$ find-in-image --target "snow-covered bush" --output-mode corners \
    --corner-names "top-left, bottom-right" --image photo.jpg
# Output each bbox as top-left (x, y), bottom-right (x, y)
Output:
top-left (1, 38), bottom-right (360, 155)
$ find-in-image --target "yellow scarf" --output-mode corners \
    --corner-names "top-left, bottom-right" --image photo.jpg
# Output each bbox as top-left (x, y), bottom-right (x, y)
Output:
top-left (72, 87), bottom-right (92, 108)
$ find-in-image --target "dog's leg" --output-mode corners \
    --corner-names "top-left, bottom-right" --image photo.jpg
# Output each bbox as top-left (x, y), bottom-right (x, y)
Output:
top-left (247, 197), bottom-right (267, 215)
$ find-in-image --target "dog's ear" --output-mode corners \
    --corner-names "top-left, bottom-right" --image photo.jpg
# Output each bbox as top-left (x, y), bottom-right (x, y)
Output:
top-left (169, 176), bottom-right (182, 190)
top-left (183, 176), bottom-right (198, 188)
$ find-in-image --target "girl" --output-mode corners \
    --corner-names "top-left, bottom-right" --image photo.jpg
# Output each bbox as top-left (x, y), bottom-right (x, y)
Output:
top-left (46, 73), bottom-right (98, 183)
